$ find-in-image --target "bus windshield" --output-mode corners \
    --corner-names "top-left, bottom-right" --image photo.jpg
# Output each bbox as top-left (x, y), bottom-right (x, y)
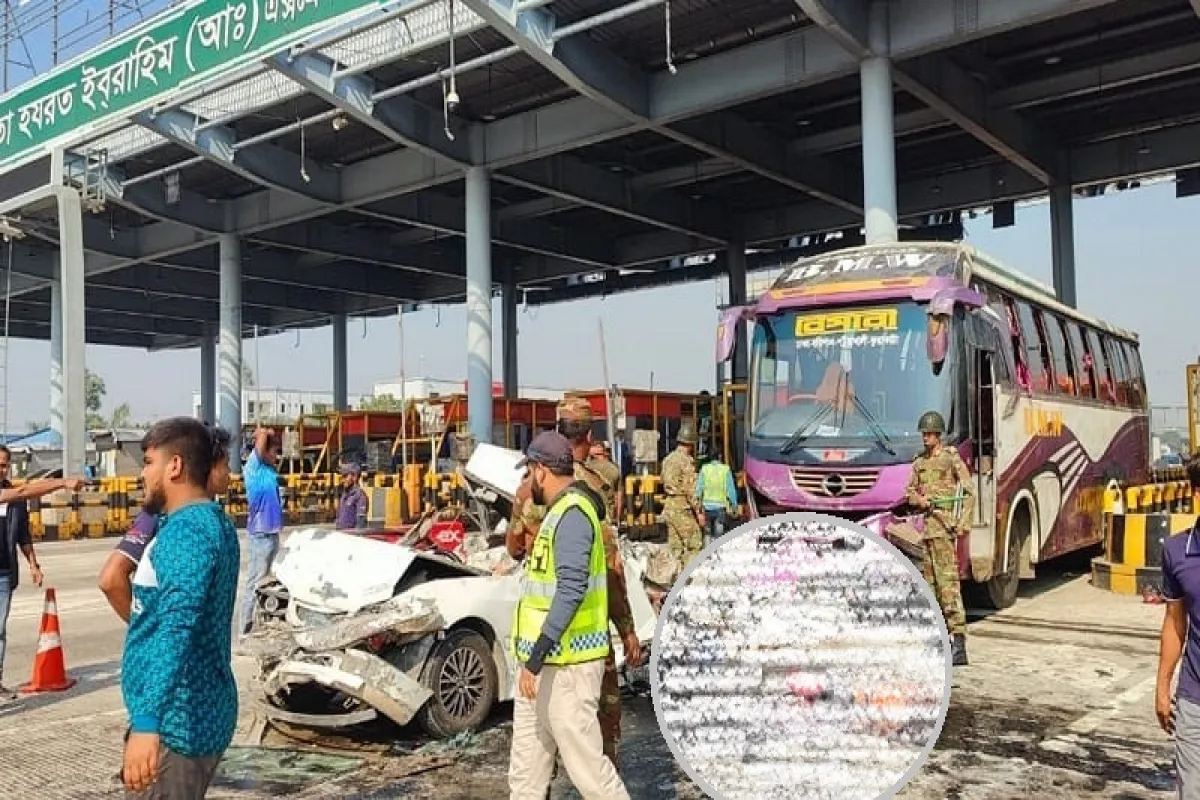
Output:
top-left (748, 301), bottom-right (954, 449)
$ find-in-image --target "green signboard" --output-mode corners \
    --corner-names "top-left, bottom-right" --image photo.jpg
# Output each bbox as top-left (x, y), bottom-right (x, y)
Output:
top-left (0, 0), bottom-right (390, 171)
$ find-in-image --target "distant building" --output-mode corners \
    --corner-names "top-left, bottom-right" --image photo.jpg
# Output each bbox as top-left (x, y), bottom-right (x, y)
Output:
top-left (371, 376), bottom-right (563, 402)
top-left (191, 388), bottom-right (336, 423)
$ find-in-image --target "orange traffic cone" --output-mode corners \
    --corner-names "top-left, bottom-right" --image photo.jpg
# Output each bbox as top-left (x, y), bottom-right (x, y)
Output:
top-left (18, 588), bottom-right (77, 694)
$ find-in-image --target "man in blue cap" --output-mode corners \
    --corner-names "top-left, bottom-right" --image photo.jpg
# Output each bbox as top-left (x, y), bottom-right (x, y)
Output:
top-left (507, 430), bottom-right (630, 800)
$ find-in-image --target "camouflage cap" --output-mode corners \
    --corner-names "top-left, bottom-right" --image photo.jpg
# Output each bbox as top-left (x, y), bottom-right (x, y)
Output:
top-left (556, 396), bottom-right (594, 423)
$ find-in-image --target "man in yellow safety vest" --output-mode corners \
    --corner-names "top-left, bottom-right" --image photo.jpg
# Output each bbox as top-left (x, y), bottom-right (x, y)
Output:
top-left (695, 452), bottom-right (738, 546)
top-left (507, 431), bottom-right (630, 800)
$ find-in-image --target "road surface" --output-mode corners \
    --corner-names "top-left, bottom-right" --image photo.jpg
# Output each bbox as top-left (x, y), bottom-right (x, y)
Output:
top-left (0, 539), bottom-right (1178, 798)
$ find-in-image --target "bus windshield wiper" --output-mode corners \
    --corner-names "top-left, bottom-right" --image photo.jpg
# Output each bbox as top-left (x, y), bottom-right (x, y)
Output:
top-left (850, 393), bottom-right (896, 456)
top-left (779, 401), bottom-right (834, 454)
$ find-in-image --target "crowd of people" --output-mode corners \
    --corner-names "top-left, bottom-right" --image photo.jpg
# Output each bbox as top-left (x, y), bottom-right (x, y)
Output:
top-left (0, 399), bottom-right (957, 800)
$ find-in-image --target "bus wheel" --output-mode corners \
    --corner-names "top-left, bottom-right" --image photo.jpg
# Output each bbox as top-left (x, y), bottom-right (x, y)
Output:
top-left (976, 510), bottom-right (1029, 611)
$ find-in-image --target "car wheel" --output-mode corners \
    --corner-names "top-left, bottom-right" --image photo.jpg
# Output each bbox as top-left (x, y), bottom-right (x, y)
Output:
top-left (416, 628), bottom-right (498, 738)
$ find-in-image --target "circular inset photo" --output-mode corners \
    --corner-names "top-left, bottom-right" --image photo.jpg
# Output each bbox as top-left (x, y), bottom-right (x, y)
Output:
top-left (650, 512), bottom-right (951, 800)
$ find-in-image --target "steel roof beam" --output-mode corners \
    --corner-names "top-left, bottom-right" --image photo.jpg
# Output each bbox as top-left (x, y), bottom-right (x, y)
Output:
top-left (668, 113), bottom-right (862, 211)
top-left (472, 38), bottom-right (1200, 223)
top-left (135, 109), bottom-right (342, 204)
top-left (362, 194), bottom-right (615, 267)
top-left (46, 0), bottom-right (1122, 287)
top-left (271, 40), bottom-right (727, 243)
top-left (11, 291), bottom-right (281, 328)
top-left (893, 54), bottom-right (1055, 184)
top-left (136, 249), bottom-right (447, 303)
top-left (800, 0), bottom-right (1055, 184)
top-left (65, 153), bottom-right (230, 234)
top-left (250, 220), bottom-right (463, 278)
top-left (797, 0), bottom-right (871, 59)
top-left (11, 239), bottom-right (443, 305)
top-left (993, 40), bottom-right (1200, 110)
top-left (885, 0), bottom-right (1124, 56)
top-left (602, 119), bottom-right (1200, 266)
top-left (497, 155), bottom-right (728, 242)
top-left (740, 121), bottom-right (1200, 248)
top-left (793, 41), bottom-right (1200, 156)
top-left (21, 306), bottom-right (210, 339)
top-left (86, 265), bottom-right (401, 316)
top-left (4, 320), bottom-right (172, 350)
top-left (64, 20), bottom-right (827, 261)
top-left (268, 50), bottom-right (474, 167)
top-left (458, 0), bottom-right (858, 213)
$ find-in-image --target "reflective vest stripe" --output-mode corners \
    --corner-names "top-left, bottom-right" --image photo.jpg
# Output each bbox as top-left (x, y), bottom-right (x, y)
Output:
top-left (512, 487), bottom-right (610, 666)
top-left (700, 463), bottom-right (730, 507)
top-left (518, 572), bottom-right (608, 599)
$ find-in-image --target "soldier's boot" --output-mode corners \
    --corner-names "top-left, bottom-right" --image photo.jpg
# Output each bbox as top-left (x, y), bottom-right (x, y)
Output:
top-left (951, 633), bottom-right (968, 666)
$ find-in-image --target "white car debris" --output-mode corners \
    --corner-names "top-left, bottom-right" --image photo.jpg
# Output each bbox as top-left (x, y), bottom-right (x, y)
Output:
top-left (252, 443), bottom-right (665, 739)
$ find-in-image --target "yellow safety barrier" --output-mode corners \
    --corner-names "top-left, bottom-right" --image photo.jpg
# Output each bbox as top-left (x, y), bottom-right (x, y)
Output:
top-left (1092, 510), bottom-right (1197, 596)
top-left (1121, 480), bottom-right (1191, 514)
top-left (16, 457), bottom-right (747, 540)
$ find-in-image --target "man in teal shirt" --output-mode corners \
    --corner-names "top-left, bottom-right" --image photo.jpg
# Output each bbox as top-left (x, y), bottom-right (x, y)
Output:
top-left (121, 418), bottom-right (240, 798)
top-left (695, 453), bottom-right (738, 545)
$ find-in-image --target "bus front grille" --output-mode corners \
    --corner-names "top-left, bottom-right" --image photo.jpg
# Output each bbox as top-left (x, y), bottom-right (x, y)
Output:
top-left (789, 467), bottom-right (880, 498)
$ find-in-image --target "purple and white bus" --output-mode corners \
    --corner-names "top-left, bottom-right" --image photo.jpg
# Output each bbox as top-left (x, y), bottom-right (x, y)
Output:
top-left (717, 241), bottom-right (1149, 609)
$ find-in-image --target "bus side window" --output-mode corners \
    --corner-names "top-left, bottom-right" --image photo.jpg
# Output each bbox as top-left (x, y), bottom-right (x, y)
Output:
top-left (1042, 311), bottom-right (1076, 396)
top-left (1066, 323), bottom-right (1096, 400)
top-left (1121, 341), bottom-right (1147, 409)
top-left (1103, 337), bottom-right (1131, 406)
top-left (1087, 329), bottom-right (1117, 405)
top-left (1004, 297), bottom-right (1038, 392)
top-left (1016, 302), bottom-right (1053, 393)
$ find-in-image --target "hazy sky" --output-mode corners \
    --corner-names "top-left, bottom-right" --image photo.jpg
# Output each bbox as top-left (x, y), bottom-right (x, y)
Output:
top-left (4, 180), bottom-right (1194, 429)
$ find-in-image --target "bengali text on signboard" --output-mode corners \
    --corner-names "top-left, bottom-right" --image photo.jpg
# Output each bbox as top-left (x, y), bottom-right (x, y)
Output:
top-left (0, 0), bottom-right (386, 169)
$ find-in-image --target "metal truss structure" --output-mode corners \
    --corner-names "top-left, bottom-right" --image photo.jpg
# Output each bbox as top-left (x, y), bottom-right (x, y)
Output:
top-left (0, 0), bottom-right (1198, 350)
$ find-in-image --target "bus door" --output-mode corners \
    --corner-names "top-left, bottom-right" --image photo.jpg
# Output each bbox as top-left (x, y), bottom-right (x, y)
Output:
top-left (965, 312), bottom-right (999, 541)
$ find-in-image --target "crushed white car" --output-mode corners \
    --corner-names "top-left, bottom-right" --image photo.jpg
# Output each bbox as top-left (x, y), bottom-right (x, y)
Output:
top-left (253, 443), bottom-right (662, 739)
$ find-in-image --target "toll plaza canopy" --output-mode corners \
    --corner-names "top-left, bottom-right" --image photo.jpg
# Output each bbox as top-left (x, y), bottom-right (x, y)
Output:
top-left (1, 0), bottom-right (1199, 472)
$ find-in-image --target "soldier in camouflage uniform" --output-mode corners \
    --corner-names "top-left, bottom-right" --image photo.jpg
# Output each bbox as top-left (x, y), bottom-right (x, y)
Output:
top-left (505, 397), bottom-right (642, 773)
top-left (660, 421), bottom-right (707, 583)
top-left (904, 410), bottom-right (974, 667)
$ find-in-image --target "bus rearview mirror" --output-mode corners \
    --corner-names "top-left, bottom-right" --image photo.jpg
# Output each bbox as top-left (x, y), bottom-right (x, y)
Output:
top-left (716, 305), bottom-right (752, 363)
top-left (926, 313), bottom-right (950, 364)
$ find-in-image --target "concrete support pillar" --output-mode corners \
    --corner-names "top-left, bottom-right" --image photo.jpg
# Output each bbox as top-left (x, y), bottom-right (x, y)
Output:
top-left (860, 1), bottom-right (898, 244)
top-left (727, 238), bottom-right (749, 471)
top-left (465, 166), bottom-right (493, 446)
top-left (501, 277), bottom-right (519, 400)
top-left (56, 188), bottom-right (86, 475)
top-left (1050, 173), bottom-right (1078, 308)
top-left (218, 234), bottom-right (242, 473)
top-left (49, 264), bottom-right (63, 441)
top-left (199, 326), bottom-right (216, 424)
top-left (727, 240), bottom-right (749, 384)
top-left (332, 313), bottom-right (348, 411)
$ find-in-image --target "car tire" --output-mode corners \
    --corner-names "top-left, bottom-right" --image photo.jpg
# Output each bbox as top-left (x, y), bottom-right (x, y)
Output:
top-left (416, 628), bottom-right (498, 738)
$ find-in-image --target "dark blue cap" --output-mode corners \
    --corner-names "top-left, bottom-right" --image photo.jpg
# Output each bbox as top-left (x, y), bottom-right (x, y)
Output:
top-left (516, 431), bottom-right (575, 475)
